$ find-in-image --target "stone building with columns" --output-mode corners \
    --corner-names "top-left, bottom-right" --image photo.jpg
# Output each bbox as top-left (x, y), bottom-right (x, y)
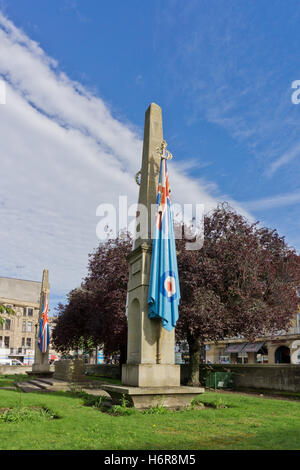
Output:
top-left (205, 310), bottom-right (300, 365)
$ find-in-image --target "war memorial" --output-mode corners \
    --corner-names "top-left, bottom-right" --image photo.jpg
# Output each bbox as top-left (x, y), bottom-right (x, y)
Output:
top-left (31, 269), bottom-right (51, 376)
top-left (102, 103), bottom-right (204, 408)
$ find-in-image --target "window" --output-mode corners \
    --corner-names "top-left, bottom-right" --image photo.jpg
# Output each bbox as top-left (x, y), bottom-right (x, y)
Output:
top-left (27, 322), bottom-right (32, 333)
top-left (4, 337), bottom-right (9, 348)
top-left (28, 308), bottom-right (33, 317)
top-left (23, 307), bottom-right (26, 316)
top-left (22, 321), bottom-right (26, 332)
top-left (5, 319), bottom-right (11, 331)
top-left (218, 349), bottom-right (230, 364)
top-left (0, 336), bottom-right (2, 347)
top-left (26, 338), bottom-right (31, 348)
top-left (21, 337), bottom-right (25, 347)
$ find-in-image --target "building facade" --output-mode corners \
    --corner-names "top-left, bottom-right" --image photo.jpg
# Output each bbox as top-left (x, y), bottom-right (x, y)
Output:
top-left (0, 276), bottom-right (57, 365)
top-left (205, 311), bottom-right (300, 365)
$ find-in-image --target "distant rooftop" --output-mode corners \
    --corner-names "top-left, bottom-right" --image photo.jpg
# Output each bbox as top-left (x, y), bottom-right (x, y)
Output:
top-left (0, 276), bottom-right (41, 304)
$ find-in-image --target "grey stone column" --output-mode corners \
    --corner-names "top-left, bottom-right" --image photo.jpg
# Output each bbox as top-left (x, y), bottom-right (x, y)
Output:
top-left (32, 269), bottom-right (50, 373)
top-left (122, 103), bottom-right (179, 387)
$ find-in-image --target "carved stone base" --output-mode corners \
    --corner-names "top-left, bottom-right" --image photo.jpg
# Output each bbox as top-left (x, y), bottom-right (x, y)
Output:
top-left (122, 363), bottom-right (180, 387)
top-left (26, 370), bottom-right (54, 379)
top-left (101, 384), bottom-right (204, 410)
top-left (31, 363), bottom-right (50, 375)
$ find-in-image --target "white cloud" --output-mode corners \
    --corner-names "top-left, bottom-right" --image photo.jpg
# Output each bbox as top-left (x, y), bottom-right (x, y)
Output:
top-left (0, 11), bottom-right (251, 309)
top-left (243, 191), bottom-right (300, 211)
top-left (267, 142), bottom-right (300, 176)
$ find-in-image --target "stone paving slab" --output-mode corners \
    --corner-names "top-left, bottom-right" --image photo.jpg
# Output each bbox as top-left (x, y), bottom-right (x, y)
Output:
top-left (14, 378), bottom-right (110, 396)
top-left (101, 384), bottom-right (205, 409)
top-left (81, 388), bottom-right (110, 397)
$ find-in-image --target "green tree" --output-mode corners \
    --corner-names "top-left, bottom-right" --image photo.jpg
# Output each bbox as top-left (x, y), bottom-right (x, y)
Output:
top-left (176, 205), bottom-right (300, 384)
top-left (52, 234), bottom-right (131, 365)
top-left (0, 305), bottom-right (15, 326)
top-left (53, 205), bottom-right (300, 385)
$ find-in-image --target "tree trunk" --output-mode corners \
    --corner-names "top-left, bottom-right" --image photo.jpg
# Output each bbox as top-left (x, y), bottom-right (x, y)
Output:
top-left (119, 343), bottom-right (127, 376)
top-left (187, 337), bottom-right (201, 386)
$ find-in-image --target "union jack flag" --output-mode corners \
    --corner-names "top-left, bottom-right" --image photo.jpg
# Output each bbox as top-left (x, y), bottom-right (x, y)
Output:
top-left (38, 291), bottom-right (50, 353)
top-left (147, 150), bottom-right (180, 331)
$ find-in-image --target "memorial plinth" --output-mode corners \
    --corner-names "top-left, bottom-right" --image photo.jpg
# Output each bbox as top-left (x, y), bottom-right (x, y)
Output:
top-left (122, 241), bottom-right (180, 388)
top-left (103, 103), bottom-right (204, 409)
top-left (53, 359), bottom-right (86, 383)
top-left (101, 385), bottom-right (203, 410)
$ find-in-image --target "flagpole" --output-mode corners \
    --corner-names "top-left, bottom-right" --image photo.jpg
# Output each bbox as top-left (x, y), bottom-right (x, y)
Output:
top-left (156, 320), bottom-right (161, 364)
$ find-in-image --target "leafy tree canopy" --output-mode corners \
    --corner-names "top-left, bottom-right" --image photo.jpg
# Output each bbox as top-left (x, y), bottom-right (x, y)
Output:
top-left (53, 205), bottom-right (300, 383)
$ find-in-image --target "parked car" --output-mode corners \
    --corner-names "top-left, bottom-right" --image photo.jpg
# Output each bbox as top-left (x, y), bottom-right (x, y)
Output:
top-left (12, 359), bottom-right (24, 366)
top-left (0, 359), bottom-right (24, 366)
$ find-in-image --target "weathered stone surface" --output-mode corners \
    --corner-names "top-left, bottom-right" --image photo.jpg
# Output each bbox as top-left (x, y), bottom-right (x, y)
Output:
top-left (200, 363), bottom-right (300, 393)
top-left (86, 363), bottom-right (120, 379)
top-left (26, 370), bottom-right (53, 379)
top-left (122, 363), bottom-right (180, 387)
top-left (0, 365), bottom-right (32, 374)
top-left (120, 104), bottom-right (204, 408)
top-left (53, 359), bottom-right (86, 382)
top-left (135, 103), bottom-right (164, 248)
top-left (101, 384), bottom-right (204, 410)
top-left (124, 103), bottom-right (180, 387)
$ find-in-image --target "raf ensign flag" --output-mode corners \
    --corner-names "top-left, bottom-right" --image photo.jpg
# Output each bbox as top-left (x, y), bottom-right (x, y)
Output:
top-left (148, 155), bottom-right (180, 331)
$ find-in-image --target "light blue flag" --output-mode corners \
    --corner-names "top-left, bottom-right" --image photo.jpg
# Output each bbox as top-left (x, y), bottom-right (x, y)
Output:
top-left (148, 157), bottom-right (180, 331)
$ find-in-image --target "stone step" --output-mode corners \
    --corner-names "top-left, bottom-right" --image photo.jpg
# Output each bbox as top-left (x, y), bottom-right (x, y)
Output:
top-left (15, 379), bottom-right (110, 395)
top-left (27, 379), bottom-right (68, 391)
top-left (35, 378), bottom-right (54, 386)
top-left (27, 379), bottom-right (49, 390)
top-left (81, 388), bottom-right (110, 397)
top-left (15, 382), bottom-right (43, 393)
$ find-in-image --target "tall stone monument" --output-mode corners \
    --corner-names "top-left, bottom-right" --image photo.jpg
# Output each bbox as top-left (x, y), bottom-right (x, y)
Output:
top-left (31, 268), bottom-right (51, 376)
top-left (103, 103), bottom-right (204, 409)
top-left (122, 103), bottom-right (179, 387)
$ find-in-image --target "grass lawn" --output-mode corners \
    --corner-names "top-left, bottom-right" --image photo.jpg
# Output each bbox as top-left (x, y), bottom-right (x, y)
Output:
top-left (85, 376), bottom-right (122, 385)
top-left (0, 387), bottom-right (300, 450)
top-left (0, 374), bottom-right (31, 388)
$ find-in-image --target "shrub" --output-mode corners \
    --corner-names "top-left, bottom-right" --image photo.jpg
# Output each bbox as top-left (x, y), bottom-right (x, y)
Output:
top-left (110, 395), bottom-right (137, 416)
top-left (82, 395), bottom-right (104, 408)
top-left (0, 406), bottom-right (60, 423)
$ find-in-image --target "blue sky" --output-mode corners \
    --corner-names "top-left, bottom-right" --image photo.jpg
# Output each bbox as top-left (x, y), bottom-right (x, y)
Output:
top-left (1, 0), bottom-right (300, 312)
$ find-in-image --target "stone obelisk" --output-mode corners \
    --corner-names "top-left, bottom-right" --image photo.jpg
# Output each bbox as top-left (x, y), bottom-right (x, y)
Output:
top-left (103, 104), bottom-right (204, 408)
top-left (122, 103), bottom-right (180, 387)
top-left (32, 269), bottom-right (50, 374)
